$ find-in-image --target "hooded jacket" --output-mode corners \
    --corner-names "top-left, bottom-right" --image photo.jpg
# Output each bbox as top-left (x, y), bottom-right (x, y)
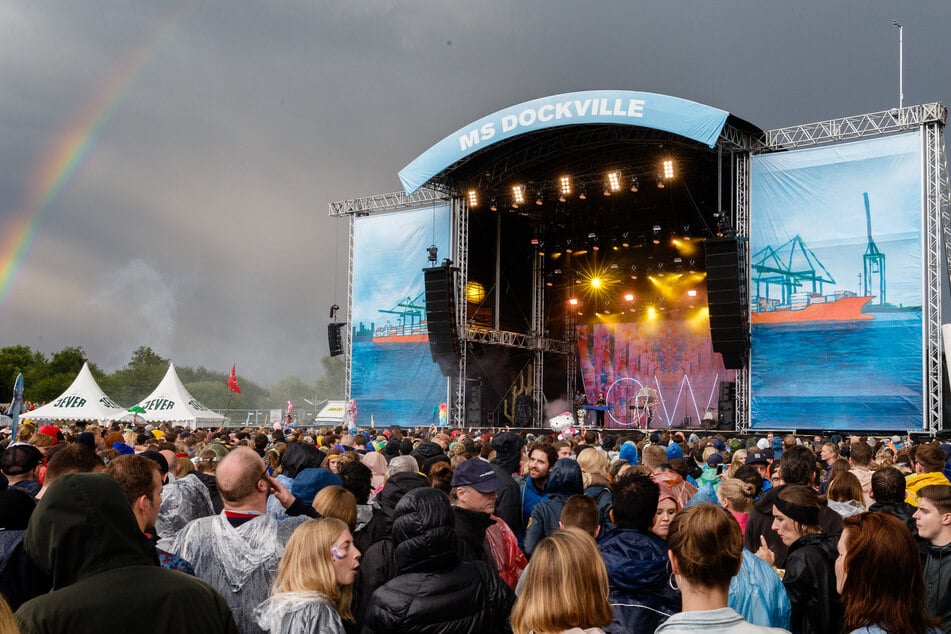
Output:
top-left (352, 472), bottom-right (430, 626)
top-left (523, 458), bottom-right (584, 557)
top-left (15, 473), bottom-right (237, 634)
top-left (598, 526), bottom-right (680, 633)
top-left (490, 431), bottom-right (523, 534)
top-left (361, 487), bottom-right (515, 634)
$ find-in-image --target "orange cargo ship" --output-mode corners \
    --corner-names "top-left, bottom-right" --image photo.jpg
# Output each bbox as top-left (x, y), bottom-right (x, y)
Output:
top-left (751, 295), bottom-right (874, 324)
top-left (372, 323), bottom-right (429, 343)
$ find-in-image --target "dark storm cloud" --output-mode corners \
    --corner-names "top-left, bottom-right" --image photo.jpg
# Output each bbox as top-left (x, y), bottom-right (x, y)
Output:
top-left (1, 0), bottom-right (948, 387)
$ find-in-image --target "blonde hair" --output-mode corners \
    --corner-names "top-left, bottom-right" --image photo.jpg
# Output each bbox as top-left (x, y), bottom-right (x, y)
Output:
top-left (510, 528), bottom-right (612, 634)
top-left (0, 593), bottom-right (18, 634)
top-left (718, 477), bottom-right (757, 513)
top-left (312, 485), bottom-right (357, 530)
top-left (576, 449), bottom-right (609, 488)
top-left (273, 518), bottom-right (355, 621)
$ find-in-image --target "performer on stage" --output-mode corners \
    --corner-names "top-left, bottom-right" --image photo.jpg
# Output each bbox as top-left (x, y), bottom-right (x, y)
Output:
top-left (595, 393), bottom-right (605, 427)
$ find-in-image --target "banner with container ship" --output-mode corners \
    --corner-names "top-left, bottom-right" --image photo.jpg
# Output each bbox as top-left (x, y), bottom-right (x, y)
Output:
top-left (350, 205), bottom-right (452, 426)
top-left (749, 132), bottom-right (923, 431)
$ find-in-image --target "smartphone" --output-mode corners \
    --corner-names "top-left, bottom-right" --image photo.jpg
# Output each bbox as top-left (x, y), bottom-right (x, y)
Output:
top-left (716, 465), bottom-right (724, 475)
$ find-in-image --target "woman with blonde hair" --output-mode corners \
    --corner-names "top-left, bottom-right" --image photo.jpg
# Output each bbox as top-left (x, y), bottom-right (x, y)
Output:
top-left (312, 485), bottom-right (358, 530)
top-left (255, 517), bottom-right (361, 634)
top-left (717, 477), bottom-right (758, 535)
top-left (577, 447), bottom-right (612, 529)
top-left (511, 527), bottom-right (612, 634)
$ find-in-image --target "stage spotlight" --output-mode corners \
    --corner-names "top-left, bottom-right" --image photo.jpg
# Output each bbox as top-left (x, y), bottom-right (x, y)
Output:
top-left (489, 198), bottom-right (498, 212)
top-left (467, 189), bottom-right (479, 207)
top-left (535, 191), bottom-right (544, 206)
top-left (578, 186), bottom-right (587, 200)
top-left (630, 177), bottom-right (639, 193)
top-left (624, 293), bottom-right (635, 302)
top-left (663, 159), bottom-right (674, 179)
top-left (606, 171), bottom-right (621, 193)
top-left (512, 185), bottom-right (525, 208)
top-left (590, 277), bottom-right (602, 289)
top-left (653, 225), bottom-right (661, 234)
top-left (657, 179), bottom-right (665, 189)
top-left (427, 245), bottom-right (439, 264)
top-left (687, 289), bottom-right (697, 297)
top-left (559, 175), bottom-right (571, 198)
top-left (530, 237), bottom-right (540, 247)
top-left (568, 297), bottom-right (579, 306)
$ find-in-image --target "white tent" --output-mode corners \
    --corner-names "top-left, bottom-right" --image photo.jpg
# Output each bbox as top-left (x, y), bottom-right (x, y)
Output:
top-left (118, 363), bottom-right (227, 429)
top-left (315, 400), bottom-right (348, 425)
top-left (20, 362), bottom-right (127, 424)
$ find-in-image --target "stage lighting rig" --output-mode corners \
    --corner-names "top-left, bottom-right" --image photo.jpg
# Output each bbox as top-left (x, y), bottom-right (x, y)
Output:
top-left (427, 245), bottom-right (439, 264)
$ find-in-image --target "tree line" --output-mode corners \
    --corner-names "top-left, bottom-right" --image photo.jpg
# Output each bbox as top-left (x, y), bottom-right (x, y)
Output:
top-left (0, 345), bottom-right (344, 411)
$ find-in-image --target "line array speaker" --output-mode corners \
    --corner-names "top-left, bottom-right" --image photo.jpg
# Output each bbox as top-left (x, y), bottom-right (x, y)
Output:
top-left (705, 238), bottom-right (749, 369)
top-left (328, 323), bottom-right (345, 357)
top-left (423, 265), bottom-right (460, 377)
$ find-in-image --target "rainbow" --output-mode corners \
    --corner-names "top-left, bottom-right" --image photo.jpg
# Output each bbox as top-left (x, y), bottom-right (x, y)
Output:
top-left (0, 5), bottom-right (190, 307)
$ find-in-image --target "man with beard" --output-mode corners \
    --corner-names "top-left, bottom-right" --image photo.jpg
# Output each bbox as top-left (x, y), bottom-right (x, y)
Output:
top-left (518, 443), bottom-right (557, 547)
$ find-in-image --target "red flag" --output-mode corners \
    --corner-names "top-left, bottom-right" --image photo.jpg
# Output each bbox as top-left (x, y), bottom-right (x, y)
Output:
top-left (228, 364), bottom-right (241, 394)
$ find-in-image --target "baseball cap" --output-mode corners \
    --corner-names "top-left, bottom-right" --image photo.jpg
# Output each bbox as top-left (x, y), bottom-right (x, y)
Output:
top-left (1, 445), bottom-right (43, 476)
top-left (745, 451), bottom-right (769, 466)
top-left (450, 458), bottom-right (502, 493)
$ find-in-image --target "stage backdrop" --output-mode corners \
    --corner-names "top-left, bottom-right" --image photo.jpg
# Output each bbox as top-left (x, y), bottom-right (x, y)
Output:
top-left (749, 132), bottom-right (923, 431)
top-left (577, 319), bottom-right (734, 429)
top-left (351, 205), bottom-right (451, 426)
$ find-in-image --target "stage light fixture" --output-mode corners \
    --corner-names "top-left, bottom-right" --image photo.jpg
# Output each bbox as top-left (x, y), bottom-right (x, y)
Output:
top-left (467, 189), bottom-right (479, 207)
top-left (652, 225), bottom-right (662, 234)
top-left (590, 277), bottom-right (602, 289)
top-left (624, 293), bottom-right (635, 302)
top-left (630, 177), bottom-right (639, 193)
top-left (535, 191), bottom-right (544, 206)
top-left (512, 185), bottom-right (525, 208)
top-left (489, 198), bottom-right (498, 212)
top-left (663, 159), bottom-right (675, 179)
top-left (606, 171), bottom-right (621, 193)
top-left (578, 186), bottom-right (587, 200)
top-left (568, 297), bottom-right (579, 306)
top-left (687, 289), bottom-right (697, 297)
top-left (657, 179), bottom-right (665, 189)
top-left (559, 175), bottom-right (571, 197)
top-left (530, 237), bottom-right (540, 246)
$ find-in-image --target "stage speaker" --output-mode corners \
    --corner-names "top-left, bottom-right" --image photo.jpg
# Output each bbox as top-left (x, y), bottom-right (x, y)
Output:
top-left (328, 323), bottom-right (345, 357)
top-left (465, 381), bottom-right (483, 426)
top-left (705, 238), bottom-right (749, 369)
top-left (423, 265), bottom-right (461, 377)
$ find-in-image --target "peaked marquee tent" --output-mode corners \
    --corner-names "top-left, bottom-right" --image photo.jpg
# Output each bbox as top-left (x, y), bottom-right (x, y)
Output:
top-left (20, 362), bottom-right (127, 424)
top-left (118, 363), bottom-right (227, 429)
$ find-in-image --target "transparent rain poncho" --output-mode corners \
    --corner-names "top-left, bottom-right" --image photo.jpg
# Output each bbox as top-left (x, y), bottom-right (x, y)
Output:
top-left (171, 513), bottom-right (307, 634)
top-left (156, 473), bottom-right (214, 551)
top-left (254, 591), bottom-right (345, 634)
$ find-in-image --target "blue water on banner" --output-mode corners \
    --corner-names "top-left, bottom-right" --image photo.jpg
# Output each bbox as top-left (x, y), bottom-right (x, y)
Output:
top-left (751, 315), bottom-right (922, 429)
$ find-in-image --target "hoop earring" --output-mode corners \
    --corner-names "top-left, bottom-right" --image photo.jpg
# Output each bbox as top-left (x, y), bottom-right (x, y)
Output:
top-left (669, 572), bottom-right (679, 591)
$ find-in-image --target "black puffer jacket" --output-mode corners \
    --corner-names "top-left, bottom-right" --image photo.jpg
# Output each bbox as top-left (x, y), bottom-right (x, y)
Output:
top-left (360, 488), bottom-right (514, 634)
top-left (523, 458), bottom-right (583, 557)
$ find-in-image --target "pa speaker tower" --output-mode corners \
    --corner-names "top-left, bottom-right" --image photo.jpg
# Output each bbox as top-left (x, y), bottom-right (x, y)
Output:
top-left (705, 237), bottom-right (749, 369)
top-left (423, 265), bottom-right (461, 377)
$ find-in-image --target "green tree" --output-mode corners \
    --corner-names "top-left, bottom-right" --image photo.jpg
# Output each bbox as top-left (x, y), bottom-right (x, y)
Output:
top-left (314, 355), bottom-right (345, 401)
top-left (0, 345), bottom-right (48, 403)
top-left (100, 346), bottom-right (170, 406)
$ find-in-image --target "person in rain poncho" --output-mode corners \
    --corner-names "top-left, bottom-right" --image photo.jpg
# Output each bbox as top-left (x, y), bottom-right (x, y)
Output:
top-left (172, 447), bottom-right (308, 634)
top-left (255, 518), bottom-right (361, 634)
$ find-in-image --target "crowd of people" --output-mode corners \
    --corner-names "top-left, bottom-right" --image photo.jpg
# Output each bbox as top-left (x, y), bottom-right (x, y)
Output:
top-left (0, 419), bottom-right (950, 634)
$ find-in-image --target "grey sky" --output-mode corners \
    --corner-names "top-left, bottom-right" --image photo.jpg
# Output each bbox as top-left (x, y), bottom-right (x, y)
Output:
top-left (1, 0), bottom-right (948, 387)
